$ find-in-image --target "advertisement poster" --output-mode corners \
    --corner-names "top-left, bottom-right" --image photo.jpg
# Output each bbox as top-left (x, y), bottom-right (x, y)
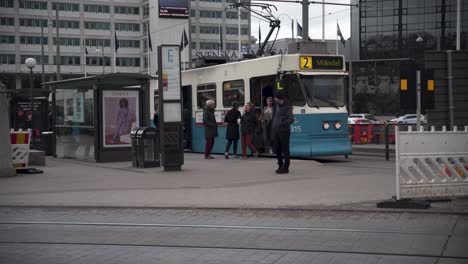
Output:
top-left (102, 90), bottom-right (139, 148)
top-left (72, 93), bottom-right (84, 123)
top-left (159, 0), bottom-right (189, 18)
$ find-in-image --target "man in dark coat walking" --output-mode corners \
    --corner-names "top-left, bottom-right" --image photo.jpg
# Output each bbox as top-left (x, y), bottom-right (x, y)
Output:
top-left (224, 101), bottom-right (241, 159)
top-left (203, 100), bottom-right (218, 159)
top-left (271, 91), bottom-right (295, 173)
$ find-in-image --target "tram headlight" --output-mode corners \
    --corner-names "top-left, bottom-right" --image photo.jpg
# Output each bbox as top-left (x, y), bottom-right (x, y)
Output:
top-left (334, 122), bottom-right (342, 130)
top-left (322, 122), bottom-right (330, 130)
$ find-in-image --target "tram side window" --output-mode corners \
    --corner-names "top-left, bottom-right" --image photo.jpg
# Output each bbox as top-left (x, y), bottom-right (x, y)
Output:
top-left (197, 83), bottom-right (216, 109)
top-left (223, 80), bottom-right (245, 107)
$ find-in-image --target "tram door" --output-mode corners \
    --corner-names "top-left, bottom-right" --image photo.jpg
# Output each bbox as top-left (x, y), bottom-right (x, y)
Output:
top-left (249, 75), bottom-right (276, 153)
top-left (182, 85), bottom-right (192, 150)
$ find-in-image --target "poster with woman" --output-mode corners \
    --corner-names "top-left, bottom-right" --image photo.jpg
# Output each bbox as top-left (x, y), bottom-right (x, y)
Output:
top-left (102, 90), bottom-right (139, 147)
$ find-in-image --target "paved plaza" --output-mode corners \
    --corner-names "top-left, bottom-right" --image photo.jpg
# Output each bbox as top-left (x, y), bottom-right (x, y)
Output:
top-left (0, 154), bottom-right (398, 209)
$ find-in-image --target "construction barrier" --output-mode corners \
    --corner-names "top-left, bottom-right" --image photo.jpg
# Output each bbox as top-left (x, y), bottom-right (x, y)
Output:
top-left (10, 129), bottom-right (32, 168)
top-left (396, 126), bottom-right (468, 199)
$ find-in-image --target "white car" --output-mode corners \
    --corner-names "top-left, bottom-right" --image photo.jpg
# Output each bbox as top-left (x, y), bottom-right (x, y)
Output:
top-left (348, 114), bottom-right (380, 124)
top-left (390, 114), bottom-right (427, 124)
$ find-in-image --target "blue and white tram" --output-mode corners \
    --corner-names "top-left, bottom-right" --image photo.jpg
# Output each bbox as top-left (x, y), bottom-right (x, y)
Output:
top-left (152, 53), bottom-right (351, 157)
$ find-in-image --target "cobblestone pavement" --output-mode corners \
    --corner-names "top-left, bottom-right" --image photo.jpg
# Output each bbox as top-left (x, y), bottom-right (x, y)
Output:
top-left (0, 207), bottom-right (467, 264)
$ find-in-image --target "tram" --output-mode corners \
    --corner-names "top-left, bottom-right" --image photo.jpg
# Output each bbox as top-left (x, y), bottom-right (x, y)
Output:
top-left (152, 53), bottom-right (352, 157)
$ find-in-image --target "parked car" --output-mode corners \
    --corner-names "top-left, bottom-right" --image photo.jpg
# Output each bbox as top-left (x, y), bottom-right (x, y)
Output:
top-left (390, 114), bottom-right (427, 124)
top-left (348, 114), bottom-right (380, 124)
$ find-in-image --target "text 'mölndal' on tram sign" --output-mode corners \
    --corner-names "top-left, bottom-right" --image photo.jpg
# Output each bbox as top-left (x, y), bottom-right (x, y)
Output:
top-left (299, 55), bottom-right (344, 70)
top-left (158, 45), bottom-right (184, 171)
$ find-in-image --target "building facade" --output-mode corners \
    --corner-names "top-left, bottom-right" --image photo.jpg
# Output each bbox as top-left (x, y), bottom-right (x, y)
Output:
top-left (351, 0), bottom-right (468, 116)
top-left (0, 0), bottom-right (146, 91)
top-left (189, 0), bottom-right (251, 60)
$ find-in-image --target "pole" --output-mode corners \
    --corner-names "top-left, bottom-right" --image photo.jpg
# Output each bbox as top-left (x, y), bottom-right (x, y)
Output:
top-left (83, 36), bottom-right (87, 77)
top-left (238, 0), bottom-right (241, 59)
top-left (447, 51), bottom-right (455, 128)
top-left (416, 70), bottom-right (421, 131)
top-left (456, 0), bottom-right (461, 50)
top-left (182, 28), bottom-right (186, 71)
top-left (335, 22), bottom-right (338, 55)
top-left (102, 45), bottom-right (105, 74)
top-left (40, 24), bottom-right (45, 87)
top-left (29, 68), bottom-right (34, 134)
top-left (322, 0), bottom-right (325, 42)
top-left (348, 5), bottom-right (353, 114)
top-left (302, 0), bottom-right (309, 41)
top-left (55, 8), bottom-right (61, 81)
top-left (147, 26), bottom-right (150, 75)
top-left (0, 81), bottom-right (14, 177)
top-left (291, 19), bottom-right (294, 42)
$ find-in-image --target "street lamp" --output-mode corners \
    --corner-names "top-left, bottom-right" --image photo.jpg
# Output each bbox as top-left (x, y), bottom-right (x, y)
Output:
top-left (25, 57), bottom-right (37, 131)
top-left (415, 35), bottom-right (424, 131)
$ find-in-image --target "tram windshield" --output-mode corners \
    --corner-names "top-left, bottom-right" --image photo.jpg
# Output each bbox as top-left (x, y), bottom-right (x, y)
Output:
top-left (300, 75), bottom-right (345, 107)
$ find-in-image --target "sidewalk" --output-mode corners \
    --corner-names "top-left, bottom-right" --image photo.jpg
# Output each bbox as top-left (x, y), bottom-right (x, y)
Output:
top-left (0, 153), bottom-right (465, 212)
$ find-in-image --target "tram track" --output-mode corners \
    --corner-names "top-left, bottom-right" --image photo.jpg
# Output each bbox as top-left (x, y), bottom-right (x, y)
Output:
top-left (0, 220), bottom-right (462, 237)
top-left (1, 240), bottom-right (467, 261)
top-left (0, 219), bottom-right (466, 260)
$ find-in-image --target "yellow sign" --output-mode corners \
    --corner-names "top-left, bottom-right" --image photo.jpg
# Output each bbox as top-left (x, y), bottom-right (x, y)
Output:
top-left (300, 56), bottom-right (313, 69)
top-left (400, 79), bottom-right (408, 91)
top-left (428, 80), bottom-right (434, 91)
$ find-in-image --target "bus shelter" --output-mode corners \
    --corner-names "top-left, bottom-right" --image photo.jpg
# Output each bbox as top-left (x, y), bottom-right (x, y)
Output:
top-left (44, 73), bottom-right (153, 162)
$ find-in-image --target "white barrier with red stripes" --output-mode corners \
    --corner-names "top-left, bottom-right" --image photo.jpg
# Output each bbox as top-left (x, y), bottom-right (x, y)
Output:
top-left (396, 126), bottom-right (468, 199)
top-left (10, 129), bottom-right (32, 168)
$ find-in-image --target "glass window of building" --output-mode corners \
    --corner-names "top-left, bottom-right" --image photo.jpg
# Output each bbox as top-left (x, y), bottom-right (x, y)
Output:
top-left (85, 22), bottom-right (111, 30)
top-left (226, 43), bottom-right (238, 50)
top-left (20, 55), bottom-right (48, 64)
top-left (115, 23), bottom-right (140, 32)
top-left (199, 10), bottom-right (221, 18)
top-left (20, 18), bottom-right (47, 28)
top-left (118, 39), bottom-right (140, 48)
top-left (20, 36), bottom-right (48, 45)
top-left (197, 84), bottom-right (216, 109)
top-left (19, 0), bottom-right (47, 10)
top-left (0, 35), bottom-right (15, 44)
top-left (86, 56), bottom-right (111, 66)
top-left (116, 57), bottom-right (140, 67)
top-left (0, 54), bottom-right (15, 64)
top-left (199, 26), bottom-right (219, 34)
top-left (114, 6), bottom-right (140, 15)
top-left (0, 0), bottom-right (14, 8)
top-left (84, 4), bottom-right (110, 13)
top-left (52, 2), bottom-right (80, 12)
top-left (52, 20), bottom-right (80, 29)
top-left (0, 17), bottom-right (15, 26)
top-left (85, 39), bottom-right (111, 47)
top-left (53, 37), bottom-right (80, 46)
top-left (223, 80), bottom-right (245, 107)
top-left (54, 56), bottom-right (80, 65)
top-left (200, 42), bottom-right (219, 49)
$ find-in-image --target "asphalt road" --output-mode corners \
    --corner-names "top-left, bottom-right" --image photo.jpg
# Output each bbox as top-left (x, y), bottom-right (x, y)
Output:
top-left (0, 207), bottom-right (467, 264)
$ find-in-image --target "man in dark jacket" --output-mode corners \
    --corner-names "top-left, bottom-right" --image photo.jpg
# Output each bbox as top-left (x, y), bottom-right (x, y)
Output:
top-left (203, 100), bottom-right (218, 159)
top-left (224, 101), bottom-right (241, 159)
top-left (271, 91), bottom-right (295, 173)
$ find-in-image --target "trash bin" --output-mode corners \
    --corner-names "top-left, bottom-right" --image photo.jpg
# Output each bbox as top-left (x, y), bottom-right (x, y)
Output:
top-left (135, 127), bottom-right (160, 168)
top-left (130, 127), bottom-right (141, 167)
top-left (41, 131), bottom-right (54, 156)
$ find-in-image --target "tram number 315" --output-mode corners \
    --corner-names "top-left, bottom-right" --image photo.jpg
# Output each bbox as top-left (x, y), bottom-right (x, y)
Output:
top-left (291, 125), bottom-right (302, 133)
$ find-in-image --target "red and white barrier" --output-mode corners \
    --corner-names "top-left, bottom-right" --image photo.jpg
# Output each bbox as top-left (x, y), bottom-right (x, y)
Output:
top-left (10, 129), bottom-right (32, 168)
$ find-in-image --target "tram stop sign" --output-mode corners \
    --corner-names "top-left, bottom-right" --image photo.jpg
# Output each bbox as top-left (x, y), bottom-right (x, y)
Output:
top-left (158, 45), bottom-right (184, 171)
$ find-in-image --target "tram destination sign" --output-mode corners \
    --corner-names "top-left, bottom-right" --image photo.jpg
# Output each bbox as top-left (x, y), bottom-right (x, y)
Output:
top-left (299, 56), bottom-right (344, 70)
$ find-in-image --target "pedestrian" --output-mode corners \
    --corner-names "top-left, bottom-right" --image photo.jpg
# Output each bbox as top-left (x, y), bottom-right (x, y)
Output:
top-left (271, 91), bottom-right (295, 174)
top-left (240, 102), bottom-right (258, 158)
top-left (261, 96), bottom-right (274, 153)
top-left (203, 100), bottom-right (218, 159)
top-left (224, 101), bottom-right (241, 159)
